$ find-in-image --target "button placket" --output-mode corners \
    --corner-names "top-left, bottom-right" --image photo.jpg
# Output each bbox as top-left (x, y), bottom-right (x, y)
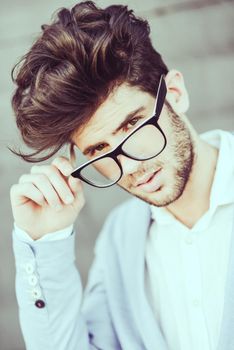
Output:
top-left (181, 234), bottom-right (211, 347)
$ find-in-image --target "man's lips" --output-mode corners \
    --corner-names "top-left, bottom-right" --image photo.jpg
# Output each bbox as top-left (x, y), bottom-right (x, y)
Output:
top-left (134, 168), bottom-right (162, 187)
top-left (135, 167), bottom-right (163, 193)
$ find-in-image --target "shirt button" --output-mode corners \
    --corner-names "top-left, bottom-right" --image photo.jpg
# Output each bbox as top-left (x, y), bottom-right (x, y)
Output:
top-left (35, 299), bottom-right (45, 308)
top-left (193, 298), bottom-right (200, 307)
top-left (28, 275), bottom-right (38, 286)
top-left (25, 263), bottom-right (34, 274)
top-left (31, 288), bottom-right (42, 299)
top-left (185, 236), bottom-right (193, 245)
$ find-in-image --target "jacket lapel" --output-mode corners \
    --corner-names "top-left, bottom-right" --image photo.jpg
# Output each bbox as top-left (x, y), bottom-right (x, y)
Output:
top-left (120, 198), bottom-right (170, 350)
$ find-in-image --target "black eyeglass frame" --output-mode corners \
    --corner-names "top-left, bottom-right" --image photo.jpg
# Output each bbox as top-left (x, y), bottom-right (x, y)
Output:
top-left (71, 74), bottom-right (168, 188)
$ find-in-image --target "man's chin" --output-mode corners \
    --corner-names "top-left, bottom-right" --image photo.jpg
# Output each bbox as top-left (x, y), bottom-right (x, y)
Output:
top-left (126, 178), bottom-right (189, 207)
top-left (136, 182), bottom-right (188, 207)
top-left (120, 183), bottom-right (175, 207)
top-left (133, 186), bottom-right (171, 207)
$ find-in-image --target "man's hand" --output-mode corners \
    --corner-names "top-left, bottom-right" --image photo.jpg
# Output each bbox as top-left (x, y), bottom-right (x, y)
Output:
top-left (10, 156), bottom-right (85, 240)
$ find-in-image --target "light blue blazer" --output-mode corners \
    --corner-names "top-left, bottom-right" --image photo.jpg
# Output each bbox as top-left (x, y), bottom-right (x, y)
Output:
top-left (12, 197), bottom-right (234, 350)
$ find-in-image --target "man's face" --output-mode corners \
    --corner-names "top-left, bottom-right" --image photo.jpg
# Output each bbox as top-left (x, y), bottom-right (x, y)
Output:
top-left (72, 76), bottom-right (195, 207)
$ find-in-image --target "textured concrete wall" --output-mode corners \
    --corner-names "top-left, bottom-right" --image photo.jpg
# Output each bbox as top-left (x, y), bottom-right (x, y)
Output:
top-left (0, 1), bottom-right (233, 349)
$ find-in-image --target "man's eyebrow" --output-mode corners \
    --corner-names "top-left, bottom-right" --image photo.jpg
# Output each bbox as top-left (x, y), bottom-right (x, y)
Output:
top-left (113, 106), bottom-right (146, 134)
top-left (83, 106), bottom-right (146, 155)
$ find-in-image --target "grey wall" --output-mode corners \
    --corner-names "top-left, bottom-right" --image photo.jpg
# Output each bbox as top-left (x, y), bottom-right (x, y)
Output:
top-left (0, 0), bottom-right (233, 349)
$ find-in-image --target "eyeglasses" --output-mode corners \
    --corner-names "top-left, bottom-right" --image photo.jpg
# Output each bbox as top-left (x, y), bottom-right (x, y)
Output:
top-left (71, 74), bottom-right (167, 188)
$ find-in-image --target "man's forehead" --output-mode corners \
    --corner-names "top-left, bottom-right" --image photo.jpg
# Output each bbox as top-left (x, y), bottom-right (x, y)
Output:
top-left (72, 83), bottom-right (152, 149)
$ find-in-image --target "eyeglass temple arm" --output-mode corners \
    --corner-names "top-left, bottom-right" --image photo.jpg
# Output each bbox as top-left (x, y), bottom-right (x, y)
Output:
top-left (153, 75), bottom-right (167, 117)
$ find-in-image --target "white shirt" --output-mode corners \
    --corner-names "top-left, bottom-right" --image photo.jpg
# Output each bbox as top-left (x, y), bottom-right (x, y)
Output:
top-left (145, 129), bottom-right (234, 350)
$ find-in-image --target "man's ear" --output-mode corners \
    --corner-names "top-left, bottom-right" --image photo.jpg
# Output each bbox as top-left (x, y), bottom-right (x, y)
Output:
top-left (165, 69), bottom-right (190, 114)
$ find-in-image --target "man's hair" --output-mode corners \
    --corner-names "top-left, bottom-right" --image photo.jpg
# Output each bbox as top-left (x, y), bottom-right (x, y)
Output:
top-left (9, 0), bottom-right (169, 163)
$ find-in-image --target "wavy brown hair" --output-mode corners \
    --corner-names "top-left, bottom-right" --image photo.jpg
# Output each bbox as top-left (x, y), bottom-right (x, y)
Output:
top-left (9, 0), bottom-right (169, 164)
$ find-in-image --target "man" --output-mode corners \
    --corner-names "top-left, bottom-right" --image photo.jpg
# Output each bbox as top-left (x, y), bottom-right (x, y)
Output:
top-left (9, 1), bottom-right (234, 350)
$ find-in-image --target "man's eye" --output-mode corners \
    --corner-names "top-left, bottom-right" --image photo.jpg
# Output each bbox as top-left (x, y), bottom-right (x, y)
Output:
top-left (125, 116), bottom-right (142, 129)
top-left (96, 144), bottom-right (106, 151)
top-left (89, 143), bottom-right (107, 156)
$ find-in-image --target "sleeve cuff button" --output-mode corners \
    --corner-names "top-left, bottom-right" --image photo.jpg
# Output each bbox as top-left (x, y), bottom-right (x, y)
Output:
top-left (35, 299), bottom-right (45, 308)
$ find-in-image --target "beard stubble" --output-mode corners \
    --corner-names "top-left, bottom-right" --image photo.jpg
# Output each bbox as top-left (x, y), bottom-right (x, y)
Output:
top-left (118, 106), bottom-right (196, 208)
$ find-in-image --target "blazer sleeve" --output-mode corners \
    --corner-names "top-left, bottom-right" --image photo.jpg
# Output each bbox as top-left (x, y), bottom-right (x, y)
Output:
top-left (12, 219), bottom-right (121, 350)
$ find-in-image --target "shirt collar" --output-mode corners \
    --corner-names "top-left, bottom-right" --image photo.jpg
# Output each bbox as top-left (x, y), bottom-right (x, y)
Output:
top-left (150, 129), bottom-right (234, 224)
top-left (200, 129), bottom-right (234, 208)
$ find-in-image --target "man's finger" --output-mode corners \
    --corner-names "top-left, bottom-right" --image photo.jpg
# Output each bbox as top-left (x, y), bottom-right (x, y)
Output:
top-left (51, 156), bottom-right (74, 177)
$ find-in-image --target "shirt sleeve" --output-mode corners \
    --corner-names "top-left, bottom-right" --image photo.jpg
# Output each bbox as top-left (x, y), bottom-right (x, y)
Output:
top-left (12, 213), bottom-right (121, 350)
top-left (13, 221), bottom-right (74, 243)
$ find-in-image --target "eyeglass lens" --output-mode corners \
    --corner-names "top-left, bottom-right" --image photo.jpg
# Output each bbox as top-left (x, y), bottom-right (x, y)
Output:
top-left (80, 124), bottom-right (165, 186)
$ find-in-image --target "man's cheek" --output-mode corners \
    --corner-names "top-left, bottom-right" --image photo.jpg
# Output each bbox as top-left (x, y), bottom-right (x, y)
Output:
top-left (117, 177), bottom-right (132, 190)
top-left (117, 178), bottom-right (127, 188)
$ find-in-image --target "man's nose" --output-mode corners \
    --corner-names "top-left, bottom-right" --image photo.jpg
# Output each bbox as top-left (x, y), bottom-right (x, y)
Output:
top-left (117, 154), bottom-right (140, 175)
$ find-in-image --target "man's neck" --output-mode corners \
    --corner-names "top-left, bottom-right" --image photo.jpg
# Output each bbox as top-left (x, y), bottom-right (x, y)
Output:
top-left (165, 137), bottom-right (219, 229)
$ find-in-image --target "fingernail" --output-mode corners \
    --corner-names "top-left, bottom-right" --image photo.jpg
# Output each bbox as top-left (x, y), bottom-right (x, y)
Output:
top-left (75, 178), bottom-right (81, 186)
top-left (64, 195), bottom-right (74, 204)
top-left (74, 179), bottom-right (82, 191)
top-left (64, 166), bottom-right (73, 176)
